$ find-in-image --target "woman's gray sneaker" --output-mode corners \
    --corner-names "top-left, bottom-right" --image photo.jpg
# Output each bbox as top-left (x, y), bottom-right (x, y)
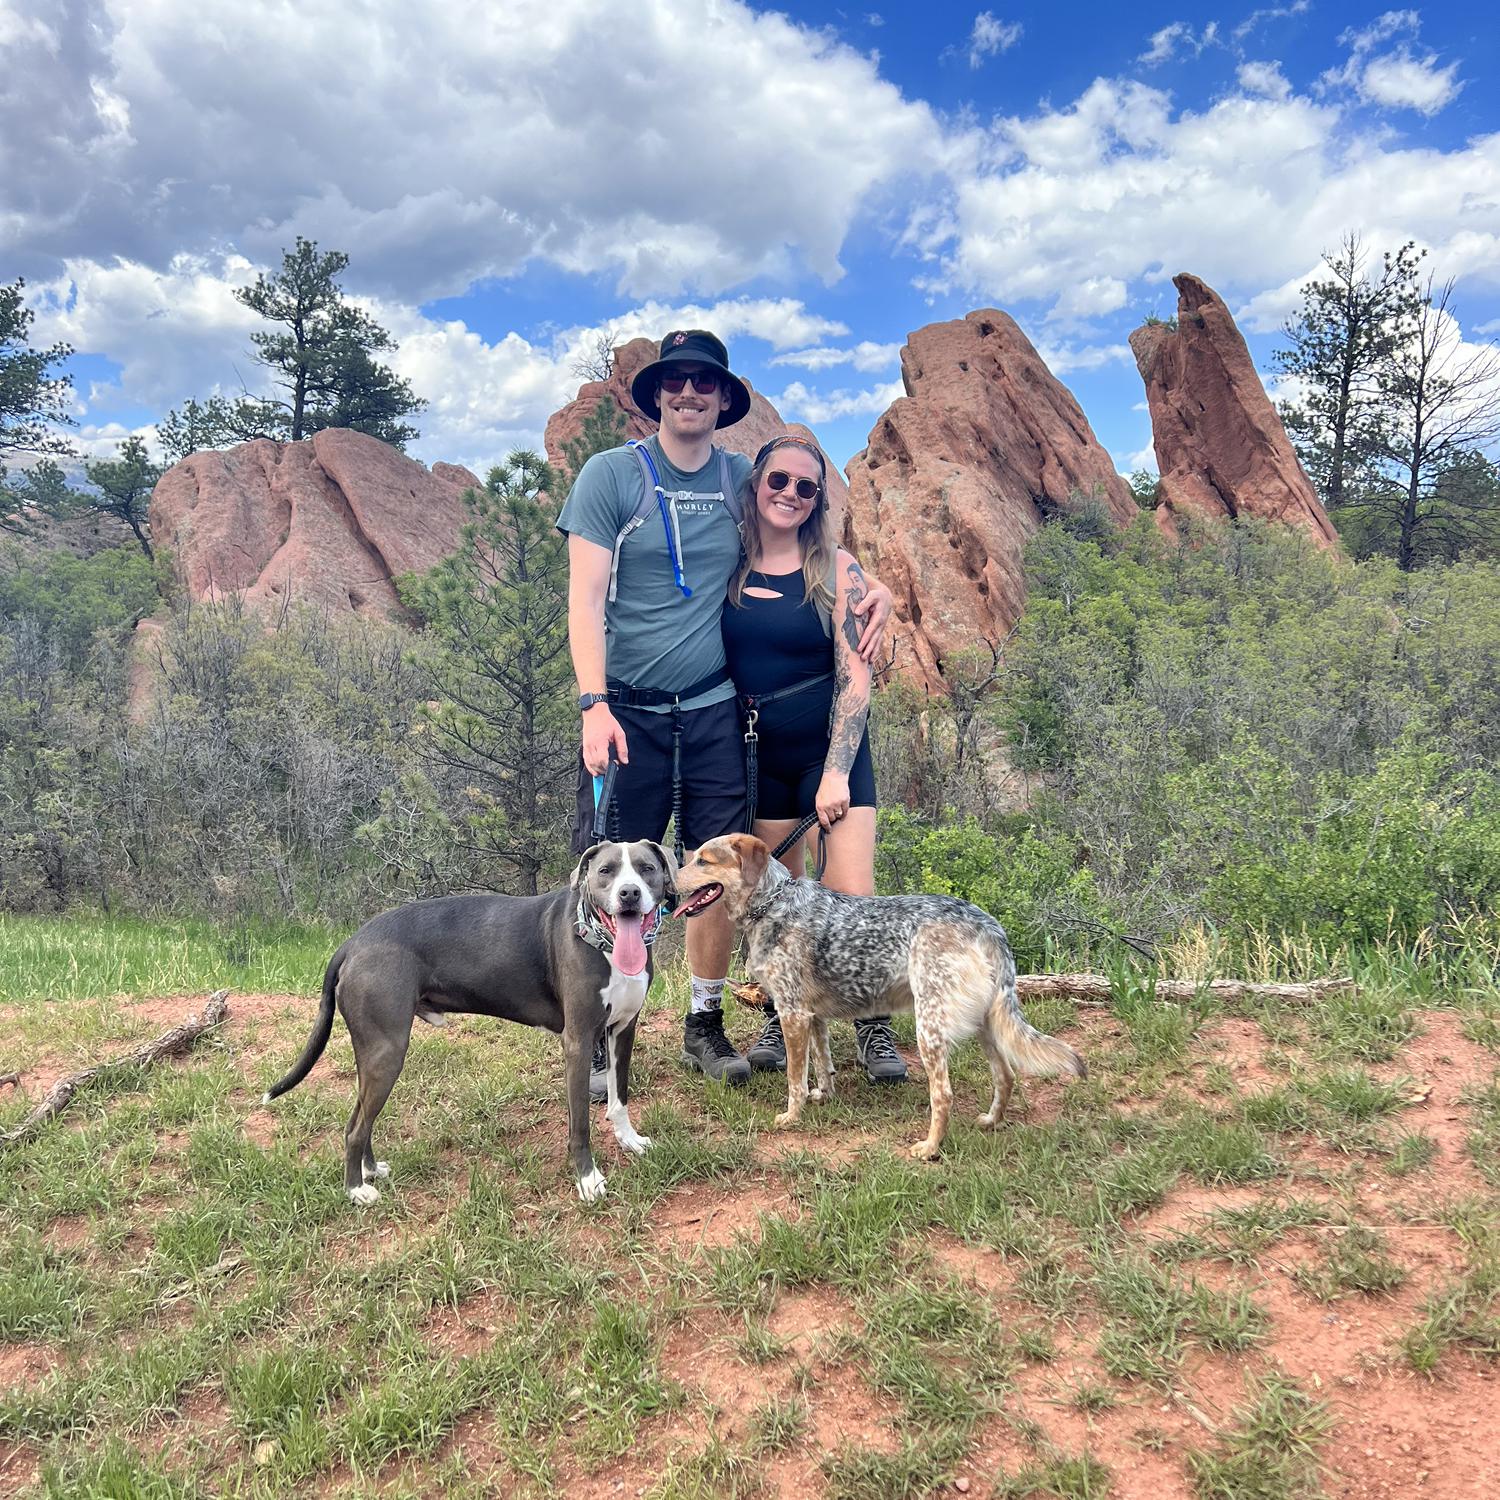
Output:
top-left (747, 1009), bottom-right (786, 1072)
top-left (854, 1016), bottom-right (908, 1083)
top-left (589, 1034), bottom-right (609, 1103)
top-left (681, 1009), bottom-right (750, 1086)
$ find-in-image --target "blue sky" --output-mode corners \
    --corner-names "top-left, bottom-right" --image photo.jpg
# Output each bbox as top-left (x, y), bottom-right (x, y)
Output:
top-left (6, 1), bottom-right (1498, 479)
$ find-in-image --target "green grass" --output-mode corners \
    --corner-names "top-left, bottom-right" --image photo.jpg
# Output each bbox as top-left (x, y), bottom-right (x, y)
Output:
top-left (1186, 1372), bottom-right (1331, 1500)
top-left (2, 917), bottom-right (1496, 1496)
top-left (0, 912), bottom-right (337, 1006)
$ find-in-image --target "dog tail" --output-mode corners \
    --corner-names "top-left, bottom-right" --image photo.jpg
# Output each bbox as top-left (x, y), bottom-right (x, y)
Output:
top-left (262, 947), bottom-right (343, 1104)
top-left (991, 945), bottom-right (1087, 1081)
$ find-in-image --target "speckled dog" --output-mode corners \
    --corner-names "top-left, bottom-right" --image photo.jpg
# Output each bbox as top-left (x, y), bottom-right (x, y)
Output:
top-left (675, 833), bottom-right (1086, 1158)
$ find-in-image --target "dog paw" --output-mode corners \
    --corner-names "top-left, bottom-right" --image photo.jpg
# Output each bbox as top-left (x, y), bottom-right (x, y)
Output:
top-left (365, 1160), bottom-right (391, 1180)
top-left (907, 1141), bottom-right (942, 1162)
top-left (576, 1168), bottom-right (608, 1202)
top-left (617, 1132), bottom-right (652, 1156)
top-left (976, 1111), bottom-right (998, 1129)
top-left (348, 1183), bottom-right (381, 1206)
top-left (773, 1111), bottom-right (800, 1130)
top-left (808, 1087), bottom-right (826, 1103)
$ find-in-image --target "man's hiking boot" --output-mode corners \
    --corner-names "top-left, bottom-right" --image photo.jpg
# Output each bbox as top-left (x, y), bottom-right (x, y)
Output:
top-left (854, 1017), bottom-right (908, 1084)
top-left (588, 1033), bottom-right (609, 1104)
top-left (746, 1008), bottom-right (787, 1072)
top-left (681, 1010), bottom-right (751, 1087)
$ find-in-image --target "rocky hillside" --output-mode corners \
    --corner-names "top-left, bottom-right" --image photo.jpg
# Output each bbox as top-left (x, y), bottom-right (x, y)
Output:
top-left (150, 429), bottom-right (480, 618)
top-left (841, 311), bottom-right (1138, 691)
top-left (1130, 274), bottom-right (1337, 545)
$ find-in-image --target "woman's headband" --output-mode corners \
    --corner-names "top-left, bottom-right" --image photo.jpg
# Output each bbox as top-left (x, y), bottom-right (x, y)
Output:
top-left (753, 434), bottom-right (827, 479)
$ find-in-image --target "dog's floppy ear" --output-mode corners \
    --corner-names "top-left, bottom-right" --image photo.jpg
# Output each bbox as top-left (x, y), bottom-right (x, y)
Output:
top-left (645, 840), bottom-right (678, 895)
top-left (571, 842), bottom-right (607, 890)
top-left (729, 832), bottom-right (770, 891)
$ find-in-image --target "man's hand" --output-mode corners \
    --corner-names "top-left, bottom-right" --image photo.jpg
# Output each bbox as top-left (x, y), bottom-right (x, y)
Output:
top-left (850, 579), bottom-right (894, 663)
top-left (582, 705), bottom-right (629, 775)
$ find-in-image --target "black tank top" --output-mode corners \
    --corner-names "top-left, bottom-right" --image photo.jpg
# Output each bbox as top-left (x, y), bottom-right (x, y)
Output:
top-left (722, 569), bottom-right (831, 696)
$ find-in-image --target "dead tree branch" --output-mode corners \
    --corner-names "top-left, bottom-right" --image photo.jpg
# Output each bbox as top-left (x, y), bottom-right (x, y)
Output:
top-left (1, 989), bottom-right (229, 1146)
top-left (1015, 974), bottom-right (1357, 1006)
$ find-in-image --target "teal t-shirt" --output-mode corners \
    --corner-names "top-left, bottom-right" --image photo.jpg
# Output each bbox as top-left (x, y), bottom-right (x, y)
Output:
top-left (558, 438), bottom-right (752, 711)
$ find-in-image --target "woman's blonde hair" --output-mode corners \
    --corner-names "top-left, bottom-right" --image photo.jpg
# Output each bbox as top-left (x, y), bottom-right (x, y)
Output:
top-left (729, 436), bottom-right (837, 615)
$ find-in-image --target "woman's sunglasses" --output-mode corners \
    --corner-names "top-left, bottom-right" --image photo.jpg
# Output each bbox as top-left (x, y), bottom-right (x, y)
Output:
top-left (659, 370), bottom-right (722, 394)
top-left (764, 470), bottom-right (821, 502)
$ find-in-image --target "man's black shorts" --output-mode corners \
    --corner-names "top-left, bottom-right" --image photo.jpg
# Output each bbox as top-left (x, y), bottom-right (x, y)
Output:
top-left (571, 698), bottom-right (747, 855)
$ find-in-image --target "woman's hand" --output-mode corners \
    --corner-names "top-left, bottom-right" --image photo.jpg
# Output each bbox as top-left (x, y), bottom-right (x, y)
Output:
top-left (815, 770), bottom-right (851, 830)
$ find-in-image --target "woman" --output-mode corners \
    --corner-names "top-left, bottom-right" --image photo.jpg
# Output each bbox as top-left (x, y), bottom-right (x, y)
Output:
top-left (721, 434), bottom-right (906, 1084)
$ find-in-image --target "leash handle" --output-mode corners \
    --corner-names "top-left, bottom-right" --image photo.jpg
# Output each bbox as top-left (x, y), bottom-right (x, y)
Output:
top-left (769, 811), bottom-right (827, 881)
top-left (591, 749), bottom-right (618, 842)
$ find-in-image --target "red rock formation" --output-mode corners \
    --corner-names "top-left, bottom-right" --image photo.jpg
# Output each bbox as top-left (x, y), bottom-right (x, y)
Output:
top-left (544, 337), bottom-right (850, 516)
top-left (150, 429), bottom-right (480, 617)
top-left (1130, 274), bottom-right (1338, 546)
top-left (841, 312), bottom-right (1137, 691)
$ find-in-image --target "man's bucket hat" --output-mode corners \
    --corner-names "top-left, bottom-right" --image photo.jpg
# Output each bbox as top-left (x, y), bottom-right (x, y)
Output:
top-left (630, 329), bottom-right (752, 429)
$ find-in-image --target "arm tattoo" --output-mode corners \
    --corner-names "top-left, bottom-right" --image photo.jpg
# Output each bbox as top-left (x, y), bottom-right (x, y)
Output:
top-left (828, 558), bottom-right (871, 775)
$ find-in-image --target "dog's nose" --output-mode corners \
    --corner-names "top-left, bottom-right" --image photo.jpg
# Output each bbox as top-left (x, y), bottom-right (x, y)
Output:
top-left (617, 884), bottom-right (642, 909)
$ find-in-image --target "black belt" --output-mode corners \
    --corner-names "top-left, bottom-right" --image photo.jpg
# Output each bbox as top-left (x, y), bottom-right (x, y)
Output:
top-left (605, 666), bottom-right (732, 708)
top-left (740, 671), bottom-right (833, 711)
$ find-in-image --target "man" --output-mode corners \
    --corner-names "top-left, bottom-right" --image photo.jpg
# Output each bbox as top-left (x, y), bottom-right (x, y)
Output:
top-left (558, 329), bottom-right (892, 1095)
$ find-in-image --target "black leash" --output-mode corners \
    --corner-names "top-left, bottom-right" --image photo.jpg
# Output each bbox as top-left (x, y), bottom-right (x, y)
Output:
top-left (741, 671), bottom-right (834, 850)
top-left (769, 812), bottom-right (828, 882)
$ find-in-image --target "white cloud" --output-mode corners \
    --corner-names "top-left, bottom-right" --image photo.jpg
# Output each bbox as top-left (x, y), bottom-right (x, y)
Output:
top-left (770, 341), bottom-right (901, 373)
top-left (1032, 342), bottom-right (1133, 376)
top-left (968, 13), bottom-right (1022, 69)
top-left (27, 253), bottom-right (263, 409)
top-left (4, 0), bottom-right (942, 303)
top-left (773, 380), bottom-right (905, 425)
top-left (1319, 10), bottom-right (1461, 117)
top-left (1232, 1), bottom-right (1309, 44)
top-left (1337, 10), bottom-right (1420, 55)
top-left (23, 258), bottom-right (866, 471)
top-left (915, 75), bottom-right (1500, 324)
top-left (1050, 277), bottom-right (1128, 320)
top-left (1357, 52), bottom-right (1461, 115)
top-left (1139, 20), bottom-right (1220, 67)
top-left (1236, 61), bottom-right (1291, 100)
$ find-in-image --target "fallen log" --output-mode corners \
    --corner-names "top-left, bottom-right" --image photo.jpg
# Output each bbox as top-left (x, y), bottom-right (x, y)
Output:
top-left (1, 989), bottom-right (229, 1146)
top-left (730, 974), bottom-right (1356, 1013)
top-left (1015, 974), bottom-right (1357, 1006)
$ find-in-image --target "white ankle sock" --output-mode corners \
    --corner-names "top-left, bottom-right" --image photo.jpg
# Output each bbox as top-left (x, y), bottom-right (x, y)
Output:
top-left (689, 976), bottom-right (725, 1015)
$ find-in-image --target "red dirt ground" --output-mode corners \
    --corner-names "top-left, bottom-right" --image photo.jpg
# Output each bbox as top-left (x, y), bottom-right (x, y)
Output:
top-left (2, 995), bottom-right (1496, 1497)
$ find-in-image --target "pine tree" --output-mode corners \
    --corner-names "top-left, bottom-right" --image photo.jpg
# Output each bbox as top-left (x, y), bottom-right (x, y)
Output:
top-left (560, 398), bottom-right (628, 485)
top-left (1361, 279), bottom-right (1500, 570)
top-left (1275, 236), bottom-right (1425, 511)
top-left (1, 278), bottom-right (77, 532)
top-left (160, 239), bottom-right (424, 454)
top-left (399, 451), bottom-right (575, 894)
top-left (83, 435), bottom-right (162, 559)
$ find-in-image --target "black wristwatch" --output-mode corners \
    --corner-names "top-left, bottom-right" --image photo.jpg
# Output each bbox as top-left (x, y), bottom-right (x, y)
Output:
top-left (578, 692), bottom-right (610, 712)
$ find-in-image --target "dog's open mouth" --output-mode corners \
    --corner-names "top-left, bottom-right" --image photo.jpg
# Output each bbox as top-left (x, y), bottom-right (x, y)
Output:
top-left (673, 883), bottom-right (723, 919)
top-left (600, 908), bottom-right (658, 976)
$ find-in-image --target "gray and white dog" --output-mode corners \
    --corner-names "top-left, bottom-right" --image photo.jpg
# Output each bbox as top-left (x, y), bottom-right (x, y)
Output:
top-left (262, 841), bottom-right (675, 1202)
top-left (675, 834), bottom-right (1085, 1159)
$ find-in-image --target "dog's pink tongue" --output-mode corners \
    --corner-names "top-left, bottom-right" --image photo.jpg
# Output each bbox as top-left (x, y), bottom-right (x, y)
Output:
top-left (612, 914), bottom-right (647, 976)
